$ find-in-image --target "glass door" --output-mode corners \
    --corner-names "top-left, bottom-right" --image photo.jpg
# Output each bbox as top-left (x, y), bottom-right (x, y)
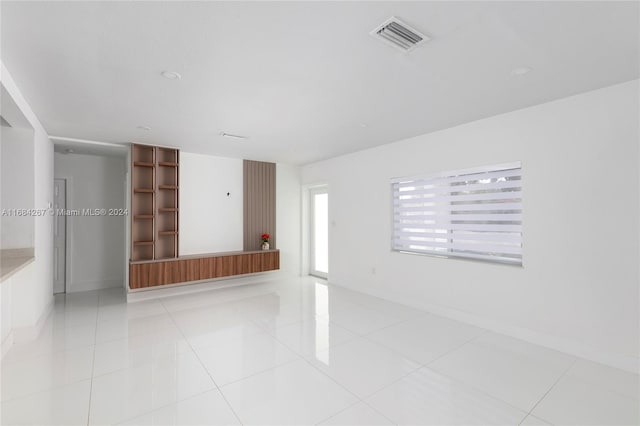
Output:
top-left (309, 187), bottom-right (328, 278)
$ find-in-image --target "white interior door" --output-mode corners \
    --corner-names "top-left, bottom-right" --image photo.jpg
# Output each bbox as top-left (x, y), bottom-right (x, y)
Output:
top-left (53, 178), bottom-right (66, 294)
top-left (309, 187), bottom-right (328, 278)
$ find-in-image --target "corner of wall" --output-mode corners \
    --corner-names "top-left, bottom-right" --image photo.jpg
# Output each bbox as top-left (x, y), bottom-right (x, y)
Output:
top-left (1, 61), bottom-right (55, 343)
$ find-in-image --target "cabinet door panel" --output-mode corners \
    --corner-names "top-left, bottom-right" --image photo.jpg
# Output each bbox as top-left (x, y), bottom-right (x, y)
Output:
top-left (130, 251), bottom-right (280, 288)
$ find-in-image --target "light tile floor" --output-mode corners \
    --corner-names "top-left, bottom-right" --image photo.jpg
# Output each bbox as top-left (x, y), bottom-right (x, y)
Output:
top-left (1, 276), bottom-right (638, 425)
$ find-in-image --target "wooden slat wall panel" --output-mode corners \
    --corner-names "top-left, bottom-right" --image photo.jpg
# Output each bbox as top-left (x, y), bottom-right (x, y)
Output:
top-left (235, 255), bottom-right (247, 275)
top-left (190, 259), bottom-right (199, 281)
top-left (129, 251), bottom-right (280, 289)
top-left (129, 264), bottom-right (137, 288)
top-left (243, 160), bottom-right (276, 251)
top-left (199, 258), bottom-right (211, 281)
top-left (182, 260), bottom-right (198, 282)
top-left (148, 262), bottom-right (164, 286)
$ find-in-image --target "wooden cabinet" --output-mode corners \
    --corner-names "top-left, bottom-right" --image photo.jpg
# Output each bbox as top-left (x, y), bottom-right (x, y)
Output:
top-left (131, 144), bottom-right (179, 261)
top-left (129, 145), bottom-right (280, 291)
top-left (129, 250), bottom-right (280, 289)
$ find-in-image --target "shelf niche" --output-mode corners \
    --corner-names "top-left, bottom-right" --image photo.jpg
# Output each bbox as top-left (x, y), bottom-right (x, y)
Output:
top-left (131, 144), bottom-right (179, 261)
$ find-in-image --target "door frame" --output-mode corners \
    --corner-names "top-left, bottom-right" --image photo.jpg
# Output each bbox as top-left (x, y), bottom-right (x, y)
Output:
top-left (53, 178), bottom-right (69, 294)
top-left (308, 185), bottom-right (329, 279)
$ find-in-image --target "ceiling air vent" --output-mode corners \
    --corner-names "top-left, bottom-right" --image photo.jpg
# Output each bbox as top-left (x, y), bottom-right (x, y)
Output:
top-left (371, 17), bottom-right (429, 52)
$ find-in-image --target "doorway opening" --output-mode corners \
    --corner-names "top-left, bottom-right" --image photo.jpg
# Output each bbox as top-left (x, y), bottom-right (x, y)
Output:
top-left (309, 186), bottom-right (328, 278)
top-left (53, 178), bottom-right (67, 294)
top-left (52, 139), bottom-right (129, 294)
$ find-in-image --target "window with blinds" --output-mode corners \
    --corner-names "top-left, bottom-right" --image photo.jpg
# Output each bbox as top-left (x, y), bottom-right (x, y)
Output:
top-left (391, 162), bottom-right (523, 265)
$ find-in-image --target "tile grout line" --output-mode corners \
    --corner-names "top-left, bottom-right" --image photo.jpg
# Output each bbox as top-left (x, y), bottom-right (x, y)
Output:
top-left (90, 292), bottom-right (208, 426)
top-left (352, 302), bottom-right (430, 328)
top-left (0, 377), bottom-right (94, 405)
top-left (244, 284), bottom-right (432, 424)
top-left (392, 361), bottom-right (534, 423)
top-left (314, 397), bottom-right (398, 426)
top-left (85, 291), bottom-right (102, 426)
top-left (575, 375), bottom-right (640, 402)
top-left (312, 400), bottom-right (366, 425)
top-left (347, 321), bottom-right (490, 404)
top-left (355, 326), bottom-right (532, 421)
top-left (275, 286), bottom-right (405, 426)
top-left (237, 289), bottom-right (372, 424)
top-left (216, 356), bottom-right (303, 388)
top-left (521, 357), bottom-right (579, 423)
top-left (0, 295), bottom-right (102, 408)
top-left (416, 349), bottom-right (553, 422)
top-left (108, 285), bottom-right (326, 424)
top-left (420, 328), bottom-right (545, 420)
top-left (253, 316), bottom-right (361, 356)
top-left (306, 348), bottom-right (418, 425)
top-left (182, 318), bottom-right (306, 388)
top-left (421, 329), bottom-right (490, 367)
top-left (357, 399), bottom-right (399, 426)
top-left (158, 298), bottom-right (245, 426)
top-left (297, 336), bottom-right (418, 425)
top-left (298, 354), bottom-right (367, 419)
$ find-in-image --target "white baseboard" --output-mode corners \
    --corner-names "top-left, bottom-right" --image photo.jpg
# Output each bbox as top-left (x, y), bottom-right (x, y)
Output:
top-left (127, 270), bottom-right (284, 303)
top-left (2, 298), bottom-right (54, 360)
top-left (331, 281), bottom-right (640, 374)
top-left (12, 298), bottom-right (54, 343)
top-left (68, 279), bottom-right (124, 293)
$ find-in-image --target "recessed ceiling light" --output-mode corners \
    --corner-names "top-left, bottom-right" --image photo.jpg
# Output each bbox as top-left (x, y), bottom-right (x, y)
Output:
top-left (161, 71), bottom-right (182, 80)
top-left (511, 66), bottom-right (532, 77)
top-left (137, 125), bottom-right (151, 131)
top-left (221, 132), bottom-right (248, 140)
top-left (65, 148), bottom-right (74, 154)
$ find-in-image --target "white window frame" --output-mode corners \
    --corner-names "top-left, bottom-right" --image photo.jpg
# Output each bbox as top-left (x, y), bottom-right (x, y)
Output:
top-left (391, 162), bottom-right (523, 266)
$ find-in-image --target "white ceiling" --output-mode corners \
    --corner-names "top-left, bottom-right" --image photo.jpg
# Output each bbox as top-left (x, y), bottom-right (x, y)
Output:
top-left (1, 1), bottom-right (638, 165)
top-left (52, 137), bottom-right (129, 158)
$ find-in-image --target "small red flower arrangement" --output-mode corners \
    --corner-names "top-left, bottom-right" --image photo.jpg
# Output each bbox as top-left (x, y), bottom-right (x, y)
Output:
top-left (261, 233), bottom-right (270, 243)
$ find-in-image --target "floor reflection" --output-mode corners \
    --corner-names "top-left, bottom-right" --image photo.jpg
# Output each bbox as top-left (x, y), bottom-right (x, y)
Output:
top-left (314, 281), bottom-right (330, 364)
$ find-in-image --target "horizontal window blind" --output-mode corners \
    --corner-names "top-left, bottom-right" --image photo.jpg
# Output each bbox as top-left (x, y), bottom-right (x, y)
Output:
top-left (391, 162), bottom-right (523, 265)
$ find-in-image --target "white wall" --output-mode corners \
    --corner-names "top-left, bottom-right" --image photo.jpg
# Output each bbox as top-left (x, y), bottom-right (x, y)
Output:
top-left (0, 62), bottom-right (54, 351)
top-left (276, 163), bottom-right (301, 275)
top-left (1, 263), bottom-right (35, 353)
top-left (1, 270), bottom-right (12, 347)
top-left (302, 80), bottom-right (639, 371)
top-left (179, 152), bottom-right (302, 274)
top-left (54, 152), bottom-right (126, 292)
top-left (179, 152), bottom-right (243, 254)
top-left (1, 124), bottom-right (34, 249)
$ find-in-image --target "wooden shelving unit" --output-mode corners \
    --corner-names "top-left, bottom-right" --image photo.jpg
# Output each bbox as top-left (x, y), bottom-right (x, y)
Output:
top-left (156, 147), bottom-right (179, 259)
top-left (131, 144), bottom-right (155, 261)
top-left (131, 144), bottom-right (179, 262)
top-left (128, 151), bottom-right (282, 290)
top-left (134, 215), bottom-right (153, 220)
